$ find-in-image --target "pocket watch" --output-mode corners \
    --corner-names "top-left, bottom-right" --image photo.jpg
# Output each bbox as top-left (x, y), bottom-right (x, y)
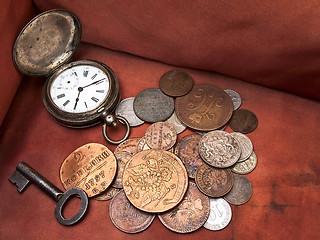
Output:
top-left (12, 9), bottom-right (129, 144)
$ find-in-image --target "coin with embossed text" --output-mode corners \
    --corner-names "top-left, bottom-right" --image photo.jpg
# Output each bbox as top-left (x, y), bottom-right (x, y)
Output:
top-left (231, 151), bottom-right (257, 174)
top-left (60, 143), bottom-right (117, 197)
top-left (94, 186), bottom-right (120, 201)
top-left (228, 109), bottom-right (258, 133)
top-left (175, 84), bottom-right (233, 131)
top-left (195, 163), bottom-right (233, 198)
top-left (133, 88), bottom-right (174, 122)
top-left (112, 151), bottom-right (132, 188)
top-left (203, 198), bottom-right (232, 231)
top-left (145, 122), bottom-right (177, 150)
top-left (224, 174), bottom-right (252, 205)
top-left (115, 97), bottom-right (145, 127)
top-left (159, 70), bottom-right (194, 97)
top-left (174, 133), bottom-right (203, 178)
top-left (229, 132), bottom-right (253, 162)
top-left (114, 137), bottom-right (140, 156)
top-left (109, 190), bottom-right (155, 233)
top-left (122, 149), bottom-right (188, 213)
top-left (165, 111), bottom-right (186, 134)
top-left (198, 131), bottom-right (241, 168)
top-left (158, 182), bottom-right (210, 233)
top-left (224, 89), bottom-right (242, 110)
top-left (136, 136), bottom-right (151, 153)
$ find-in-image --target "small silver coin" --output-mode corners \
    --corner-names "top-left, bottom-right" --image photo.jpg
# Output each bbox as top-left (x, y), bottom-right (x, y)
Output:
top-left (231, 151), bottom-right (257, 174)
top-left (229, 132), bottom-right (253, 162)
top-left (203, 198), bottom-right (232, 231)
top-left (165, 111), bottom-right (186, 134)
top-left (115, 97), bottom-right (144, 127)
top-left (224, 89), bottom-right (242, 110)
top-left (133, 88), bottom-right (174, 123)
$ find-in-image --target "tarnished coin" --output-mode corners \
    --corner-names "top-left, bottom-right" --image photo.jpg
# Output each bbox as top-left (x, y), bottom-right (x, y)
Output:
top-left (203, 198), bottom-right (232, 231)
top-left (115, 97), bottom-right (145, 127)
top-left (122, 149), bottom-right (188, 213)
top-left (136, 136), bottom-right (151, 153)
top-left (174, 133), bottom-right (203, 178)
top-left (228, 109), bottom-right (258, 133)
top-left (198, 131), bottom-right (241, 168)
top-left (159, 70), bottom-right (194, 97)
top-left (224, 174), bottom-right (252, 205)
top-left (145, 122), bottom-right (177, 150)
top-left (60, 143), bottom-right (117, 197)
top-left (229, 132), bottom-right (253, 162)
top-left (158, 182), bottom-right (210, 233)
top-left (133, 88), bottom-right (174, 122)
top-left (114, 137), bottom-right (140, 156)
top-left (109, 190), bottom-right (155, 233)
top-left (165, 111), bottom-right (187, 134)
top-left (175, 84), bottom-right (233, 131)
top-left (94, 187), bottom-right (120, 201)
top-left (224, 89), bottom-right (242, 110)
top-left (231, 151), bottom-right (257, 174)
top-left (195, 163), bottom-right (233, 197)
top-left (112, 151), bottom-right (132, 188)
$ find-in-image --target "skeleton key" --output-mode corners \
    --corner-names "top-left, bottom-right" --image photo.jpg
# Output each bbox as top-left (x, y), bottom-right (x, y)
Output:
top-left (9, 162), bottom-right (89, 226)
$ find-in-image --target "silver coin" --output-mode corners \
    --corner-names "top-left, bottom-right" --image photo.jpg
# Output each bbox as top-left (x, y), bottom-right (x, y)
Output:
top-left (133, 88), bottom-right (174, 123)
top-left (229, 132), bottom-right (253, 162)
top-left (115, 97), bottom-right (144, 127)
top-left (231, 151), bottom-right (257, 174)
top-left (197, 124), bottom-right (226, 136)
top-left (165, 111), bottom-right (186, 134)
top-left (224, 89), bottom-right (242, 110)
top-left (203, 198), bottom-right (232, 231)
top-left (136, 136), bottom-right (151, 152)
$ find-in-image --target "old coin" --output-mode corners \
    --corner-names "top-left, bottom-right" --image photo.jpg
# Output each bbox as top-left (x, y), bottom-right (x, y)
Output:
top-left (133, 88), bottom-right (174, 123)
top-left (114, 137), bottom-right (140, 156)
top-left (109, 189), bottom-right (155, 233)
top-left (231, 151), bottom-right (257, 174)
top-left (115, 97), bottom-right (145, 127)
top-left (224, 89), bottom-right (242, 110)
top-left (198, 131), bottom-right (241, 168)
top-left (228, 109), bottom-right (258, 133)
top-left (224, 174), bottom-right (253, 205)
top-left (112, 151), bottom-right (132, 188)
top-left (145, 122), bottom-right (177, 150)
top-left (60, 143), bottom-right (117, 197)
top-left (94, 186), bottom-right (120, 201)
top-left (165, 111), bottom-right (187, 134)
top-left (159, 70), bottom-right (194, 97)
top-left (195, 163), bottom-right (233, 198)
top-left (203, 198), bottom-right (232, 231)
top-left (158, 182), bottom-right (210, 233)
top-left (174, 133), bottom-right (203, 178)
top-left (122, 149), bottom-right (188, 213)
top-left (229, 132), bottom-right (253, 162)
top-left (197, 124), bottom-right (226, 136)
top-left (175, 84), bottom-right (233, 131)
top-left (136, 136), bottom-right (151, 153)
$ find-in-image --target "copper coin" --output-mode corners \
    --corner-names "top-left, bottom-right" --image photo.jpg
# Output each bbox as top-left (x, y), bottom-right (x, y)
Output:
top-left (60, 143), bottom-right (117, 197)
top-left (122, 149), bottom-right (188, 213)
top-left (229, 132), bottom-right (253, 162)
top-left (145, 122), bottom-right (177, 150)
top-left (174, 133), bottom-right (203, 178)
top-left (228, 109), bottom-right (258, 133)
top-left (112, 151), bottom-right (132, 188)
top-left (109, 190), bottom-right (155, 233)
top-left (231, 151), bottom-right (257, 174)
top-left (158, 182), bottom-right (210, 233)
top-left (224, 174), bottom-right (252, 205)
top-left (114, 137), bottom-right (140, 156)
top-left (175, 84), bottom-right (233, 131)
top-left (195, 163), bottom-right (233, 198)
top-left (198, 131), bottom-right (241, 168)
top-left (133, 88), bottom-right (174, 122)
top-left (159, 70), bottom-right (194, 97)
top-left (136, 136), bottom-right (151, 153)
top-left (94, 187), bottom-right (120, 201)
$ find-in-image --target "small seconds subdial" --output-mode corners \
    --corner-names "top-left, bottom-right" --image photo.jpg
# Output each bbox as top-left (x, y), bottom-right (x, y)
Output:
top-left (50, 65), bottom-right (110, 113)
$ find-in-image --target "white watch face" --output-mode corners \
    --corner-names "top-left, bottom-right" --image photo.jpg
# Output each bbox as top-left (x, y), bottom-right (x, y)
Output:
top-left (50, 65), bottom-right (110, 113)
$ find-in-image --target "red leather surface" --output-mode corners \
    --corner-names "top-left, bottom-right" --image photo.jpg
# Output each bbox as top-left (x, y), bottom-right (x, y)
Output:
top-left (0, 43), bottom-right (319, 239)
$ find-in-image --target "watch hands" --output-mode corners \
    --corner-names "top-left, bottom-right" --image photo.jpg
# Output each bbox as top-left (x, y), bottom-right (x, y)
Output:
top-left (81, 78), bottom-right (106, 88)
top-left (73, 87), bottom-right (83, 110)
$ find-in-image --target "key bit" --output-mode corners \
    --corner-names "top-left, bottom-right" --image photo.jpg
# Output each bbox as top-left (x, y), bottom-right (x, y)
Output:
top-left (9, 170), bottom-right (30, 192)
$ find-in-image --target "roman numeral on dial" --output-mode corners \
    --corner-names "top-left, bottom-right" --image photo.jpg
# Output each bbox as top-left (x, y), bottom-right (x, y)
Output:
top-left (91, 97), bottom-right (99, 103)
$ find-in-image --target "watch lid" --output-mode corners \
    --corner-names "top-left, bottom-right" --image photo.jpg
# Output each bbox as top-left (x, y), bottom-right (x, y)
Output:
top-left (13, 9), bottom-right (81, 76)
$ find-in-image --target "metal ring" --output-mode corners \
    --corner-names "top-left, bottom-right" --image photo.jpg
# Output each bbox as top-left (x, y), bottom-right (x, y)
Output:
top-left (54, 188), bottom-right (89, 226)
top-left (102, 115), bottom-right (130, 144)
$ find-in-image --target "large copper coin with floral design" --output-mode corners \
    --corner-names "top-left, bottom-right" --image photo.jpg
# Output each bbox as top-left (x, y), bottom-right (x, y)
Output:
top-left (175, 84), bottom-right (233, 131)
top-left (122, 149), bottom-right (188, 213)
top-left (109, 190), bottom-right (155, 233)
top-left (198, 131), bottom-right (241, 168)
top-left (60, 143), bottom-right (117, 197)
top-left (145, 122), bottom-right (177, 150)
top-left (174, 133), bottom-right (203, 178)
top-left (158, 182), bottom-right (210, 233)
top-left (195, 163), bottom-right (233, 197)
